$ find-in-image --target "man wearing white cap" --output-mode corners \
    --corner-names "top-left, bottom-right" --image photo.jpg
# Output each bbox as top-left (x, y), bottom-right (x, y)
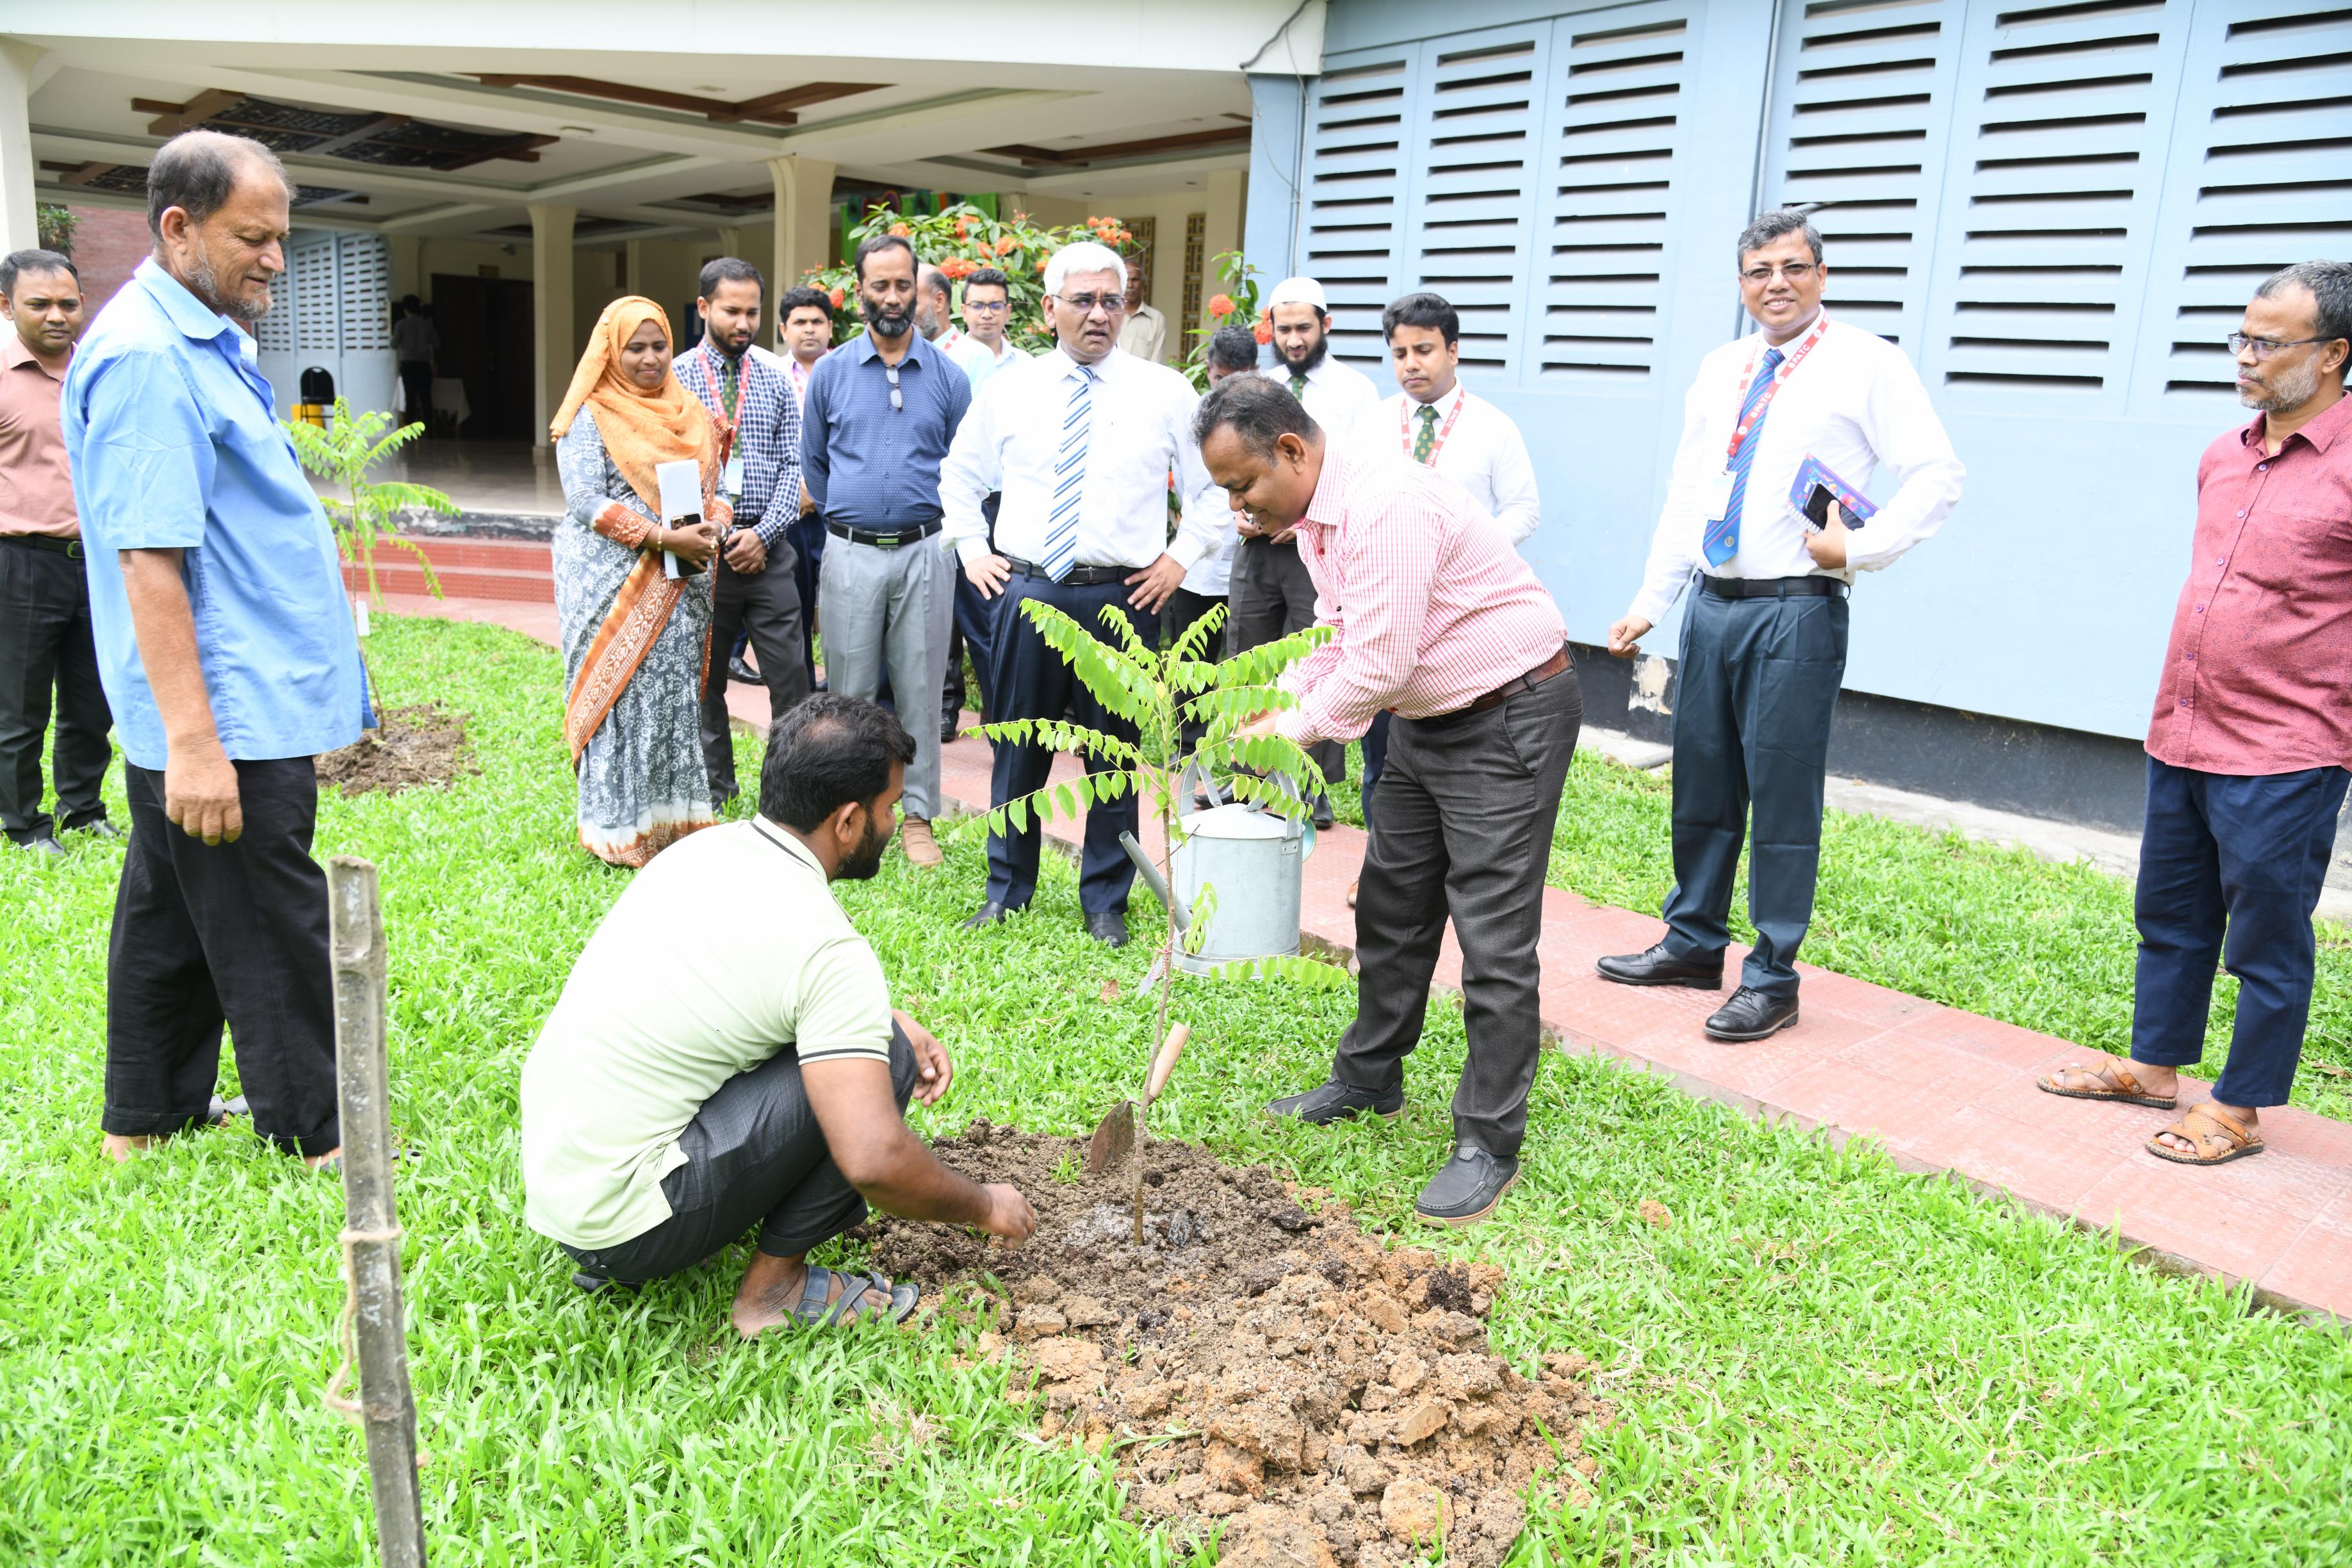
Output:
top-left (1232, 275), bottom-right (1380, 824)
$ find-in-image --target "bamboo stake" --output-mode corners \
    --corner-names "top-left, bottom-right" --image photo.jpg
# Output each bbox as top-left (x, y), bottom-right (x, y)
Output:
top-left (327, 856), bottom-right (427, 1568)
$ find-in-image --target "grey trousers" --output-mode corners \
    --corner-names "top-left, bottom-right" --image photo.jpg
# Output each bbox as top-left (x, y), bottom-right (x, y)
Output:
top-left (1334, 664), bottom-right (1581, 1159)
top-left (563, 1023), bottom-right (920, 1284)
top-left (817, 532), bottom-right (953, 819)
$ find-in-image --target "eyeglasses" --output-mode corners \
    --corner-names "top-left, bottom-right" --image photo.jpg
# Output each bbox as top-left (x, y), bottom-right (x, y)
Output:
top-left (963, 297), bottom-right (1010, 313)
top-left (2227, 332), bottom-right (2338, 361)
top-left (1057, 292), bottom-right (1128, 316)
top-left (1740, 262), bottom-right (1818, 284)
top-left (883, 362), bottom-right (902, 412)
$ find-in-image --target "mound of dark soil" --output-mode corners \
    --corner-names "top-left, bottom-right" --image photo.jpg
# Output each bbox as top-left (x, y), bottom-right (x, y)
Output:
top-left (865, 1122), bottom-right (1608, 1567)
top-left (316, 703), bottom-right (475, 796)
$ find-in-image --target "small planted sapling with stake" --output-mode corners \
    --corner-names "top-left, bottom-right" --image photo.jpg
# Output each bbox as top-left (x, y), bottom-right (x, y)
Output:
top-left (963, 599), bottom-right (1347, 1243)
top-left (286, 398), bottom-right (458, 733)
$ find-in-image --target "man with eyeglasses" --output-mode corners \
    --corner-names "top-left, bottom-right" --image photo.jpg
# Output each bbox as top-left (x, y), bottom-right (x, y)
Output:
top-left (799, 233), bottom-right (972, 869)
top-left (951, 266), bottom-right (1024, 393)
top-left (2036, 260), bottom-right (2352, 1168)
top-left (942, 240), bottom-right (1226, 947)
top-left (1599, 208), bottom-right (1963, 1042)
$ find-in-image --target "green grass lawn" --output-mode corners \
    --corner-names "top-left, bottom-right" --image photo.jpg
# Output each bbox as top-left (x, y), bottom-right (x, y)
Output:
top-left (1319, 730), bottom-right (2352, 1124)
top-left (3, 615), bottom-right (2348, 1566)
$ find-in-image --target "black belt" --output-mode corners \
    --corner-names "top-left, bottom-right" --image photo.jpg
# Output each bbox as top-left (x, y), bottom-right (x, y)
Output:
top-left (0, 532), bottom-right (83, 559)
top-left (1002, 554), bottom-right (1134, 589)
top-left (1700, 574), bottom-right (1846, 600)
top-left (826, 519), bottom-right (941, 549)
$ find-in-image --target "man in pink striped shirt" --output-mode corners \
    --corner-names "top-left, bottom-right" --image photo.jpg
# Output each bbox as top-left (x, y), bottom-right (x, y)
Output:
top-left (1202, 376), bottom-right (1577, 1227)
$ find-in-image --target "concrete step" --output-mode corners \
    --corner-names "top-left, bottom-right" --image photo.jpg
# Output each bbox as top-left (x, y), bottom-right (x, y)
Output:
top-left (341, 534), bottom-right (554, 604)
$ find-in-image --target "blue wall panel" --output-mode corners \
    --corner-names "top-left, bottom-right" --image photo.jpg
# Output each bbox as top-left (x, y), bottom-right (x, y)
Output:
top-left (1249, 0), bottom-right (2345, 742)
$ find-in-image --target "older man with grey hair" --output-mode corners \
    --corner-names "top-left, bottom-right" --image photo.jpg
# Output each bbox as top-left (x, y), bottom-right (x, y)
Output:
top-left (1599, 209), bottom-right (1964, 1043)
top-left (63, 129), bottom-right (369, 1168)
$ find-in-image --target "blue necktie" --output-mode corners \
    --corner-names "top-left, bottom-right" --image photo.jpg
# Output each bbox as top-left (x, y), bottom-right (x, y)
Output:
top-left (1043, 366), bottom-right (1093, 582)
top-left (1704, 345), bottom-right (1783, 569)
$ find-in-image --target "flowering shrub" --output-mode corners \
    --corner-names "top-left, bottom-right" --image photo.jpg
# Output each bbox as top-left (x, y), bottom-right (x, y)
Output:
top-left (1181, 250), bottom-right (1267, 390)
top-left (801, 202), bottom-right (1137, 351)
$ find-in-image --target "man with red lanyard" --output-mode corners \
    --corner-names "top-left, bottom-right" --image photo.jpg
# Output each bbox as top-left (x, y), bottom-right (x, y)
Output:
top-left (1205, 375), bottom-right (1579, 1229)
top-left (1344, 290), bottom-right (1545, 905)
top-left (1599, 209), bottom-right (1963, 1041)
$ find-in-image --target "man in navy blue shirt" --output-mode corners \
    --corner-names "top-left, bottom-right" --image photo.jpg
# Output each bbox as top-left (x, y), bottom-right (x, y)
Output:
top-left (64, 131), bottom-right (368, 1169)
top-left (801, 234), bottom-right (970, 867)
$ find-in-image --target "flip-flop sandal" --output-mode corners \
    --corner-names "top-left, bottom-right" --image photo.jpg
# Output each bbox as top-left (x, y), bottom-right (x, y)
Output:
top-left (792, 1264), bottom-right (921, 1328)
top-left (203, 1095), bottom-right (251, 1128)
top-left (2147, 1102), bottom-right (2265, 1166)
top-left (2036, 1061), bottom-right (2176, 1110)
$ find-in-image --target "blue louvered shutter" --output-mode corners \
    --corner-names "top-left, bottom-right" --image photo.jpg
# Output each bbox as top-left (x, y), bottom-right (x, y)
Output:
top-left (1300, 51), bottom-right (1419, 367)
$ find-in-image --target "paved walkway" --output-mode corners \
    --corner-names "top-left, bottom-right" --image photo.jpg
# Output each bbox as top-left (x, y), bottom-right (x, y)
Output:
top-left (386, 588), bottom-right (2352, 1325)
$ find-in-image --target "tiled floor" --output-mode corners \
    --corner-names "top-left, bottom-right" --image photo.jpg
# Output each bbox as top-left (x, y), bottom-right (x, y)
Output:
top-left (320, 439), bottom-right (565, 519)
top-left (394, 591), bottom-right (2352, 1326)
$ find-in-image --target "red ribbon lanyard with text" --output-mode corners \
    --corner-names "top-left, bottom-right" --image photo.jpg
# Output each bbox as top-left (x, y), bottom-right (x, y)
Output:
top-left (1399, 389), bottom-right (1471, 466)
top-left (1722, 311), bottom-right (1831, 464)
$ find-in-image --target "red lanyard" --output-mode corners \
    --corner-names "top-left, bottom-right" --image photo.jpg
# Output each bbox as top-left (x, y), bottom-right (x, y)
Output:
top-left (1723, 311), bottom-right (1829, 464)
top-left (1400, 388), bottom-right (1470, 465)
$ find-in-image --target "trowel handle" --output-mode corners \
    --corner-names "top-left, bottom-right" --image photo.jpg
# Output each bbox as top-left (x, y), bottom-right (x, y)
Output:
top-left (1143, 1023), bottom-right (1191, 1106)
top-left (1117, 831), bottom-right (1189, 931)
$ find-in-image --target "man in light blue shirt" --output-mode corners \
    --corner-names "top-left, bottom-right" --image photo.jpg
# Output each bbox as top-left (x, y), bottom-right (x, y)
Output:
top-left (63, 130), bottom-right (366, 1169)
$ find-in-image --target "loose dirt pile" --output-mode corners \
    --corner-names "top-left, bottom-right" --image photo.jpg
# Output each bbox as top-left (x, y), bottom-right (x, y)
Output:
top-left (865, 1123), bottom-right (1607, 1567)
top-left (316, 703), bottom-right (475, 795)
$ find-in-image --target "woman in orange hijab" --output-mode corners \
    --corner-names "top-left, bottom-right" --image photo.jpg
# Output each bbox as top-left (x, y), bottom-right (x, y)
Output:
top-left (551, 297), bottom-right (729, 865)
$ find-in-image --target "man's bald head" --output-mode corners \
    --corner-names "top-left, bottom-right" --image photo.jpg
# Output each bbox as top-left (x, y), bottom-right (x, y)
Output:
top-left (916, 263), bottom-right (953, 341)
top-left (146, 130), bottom-right (291, 241)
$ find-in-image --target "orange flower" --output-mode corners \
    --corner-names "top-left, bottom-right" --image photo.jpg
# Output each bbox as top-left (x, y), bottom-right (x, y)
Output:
top-left (1116, 228), bottom-right (1132, 243)
top-left (954, 216), bottom-right (972, 238)
top-left (828, 287), bottom-right (844, 309)
top-left (888, 222), bottom-right (910, 237)
top-left (1036, 257), bottom-right (1050, 273)
top-left (1206, 293), bottom-right (1235, 318)
top-left (995, 234), bottom-right (1017, 256)
top-left (1253, 316), bottom-right (1273, 345)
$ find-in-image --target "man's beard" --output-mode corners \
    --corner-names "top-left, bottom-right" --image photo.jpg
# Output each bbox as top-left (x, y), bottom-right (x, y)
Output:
top-left (1282, 333), bottom-right (1330, 375)
top-left (836, 813), bottom-right (892, 881)
top-left (191, 253), bottom-right (272, 324)
top-left (863, 300), bottom-right (912, 338)
top-left (2241, 354), bottom-right (2321, 414)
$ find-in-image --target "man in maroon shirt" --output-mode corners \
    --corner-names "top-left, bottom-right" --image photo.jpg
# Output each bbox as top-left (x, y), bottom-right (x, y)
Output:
top-left (2039, 261), bottom-right (2351, 1166)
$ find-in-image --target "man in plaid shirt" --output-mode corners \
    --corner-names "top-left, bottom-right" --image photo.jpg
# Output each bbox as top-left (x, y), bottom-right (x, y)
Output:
top-left (675, 258), bottom-right (812, 806)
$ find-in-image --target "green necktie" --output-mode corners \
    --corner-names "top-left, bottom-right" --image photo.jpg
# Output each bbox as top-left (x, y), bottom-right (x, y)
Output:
top-left (1288, 371), bottom-right (1307, 400)
top-left (1412, 403), bottom-right (1439, 464)
top-left (720, 357), bottom-right (739, 420)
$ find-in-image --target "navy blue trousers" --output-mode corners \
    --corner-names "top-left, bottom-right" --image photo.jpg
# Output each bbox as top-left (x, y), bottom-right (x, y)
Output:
top-left (2131, 757), bottom-right (2347, 1107)
top-left (985, 571), bottom-right (1155, 915)
top-left (1359, 710), bottom-right (1392, 813)
top-left (1661, 587), bottom-right (1848, 999)
top-left (785, 515), bottom-right (826, 689)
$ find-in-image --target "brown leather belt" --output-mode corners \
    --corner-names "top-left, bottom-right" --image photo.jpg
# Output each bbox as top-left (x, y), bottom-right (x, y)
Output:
top-left (1451, 646), bottom-right (1571, 719)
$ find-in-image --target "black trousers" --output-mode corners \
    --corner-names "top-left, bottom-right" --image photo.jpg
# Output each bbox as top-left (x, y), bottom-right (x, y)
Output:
top-left (1228, 537), bottom-right (1343, 801)
top-left (2131, 758), bottom-right (2348, 1107)
top-left (1662, 588), bottom-right (1848, 999)
top-left (1164, 586), bottom-right (1227, 753)
top-left (398, 360), bottom-right (434, 428)
top-left (103, 759), bottom-right (340, 1157)
top-left (943, 494), bottom-right (999, 731)
top-left (700, 538), bottom-right (812, 798)
top-left (564, 1024), bottom-right (920, 1283)
top-left (985, 571), bottom-right (1156, 915)
top-left (1335, 666), bottom-right (1580, 1159)
top-left (0, 541), bottom-right (111, 843)
top-left (785, 515), bottom-right (827, 689)
top-left (1359, 710), bottom-right (1392, 813)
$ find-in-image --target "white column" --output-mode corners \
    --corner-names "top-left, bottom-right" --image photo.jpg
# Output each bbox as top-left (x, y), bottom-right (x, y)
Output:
top-left (0, 42), bottom-right (47, 257)
top-left (528, 204), bottom-right (576, 448)
top-left (769, 154), bottom-right (837, 327)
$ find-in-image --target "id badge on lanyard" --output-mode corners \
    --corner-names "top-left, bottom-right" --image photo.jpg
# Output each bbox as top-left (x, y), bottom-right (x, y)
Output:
top-left (1706, 313), bottom-right (1829, 523)
top-left (723, 455), bottom-right (745, 500)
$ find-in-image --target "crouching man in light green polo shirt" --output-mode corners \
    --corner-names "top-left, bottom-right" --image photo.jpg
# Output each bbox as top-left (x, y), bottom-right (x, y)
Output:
top-left (521, 695), bottom-right (1038, 1335)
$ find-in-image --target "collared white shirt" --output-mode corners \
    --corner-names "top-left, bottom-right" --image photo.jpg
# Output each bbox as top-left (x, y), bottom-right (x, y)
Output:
top-left (948, 330), bottom-right (1025, 393)
top-left (942, 343), bottom-right (1227, 573)
top-left (1262, 354), bottom-right (1382, 443)
top-left (1366, 382), bottom-right (1541, 546)
top-left (1628, 313), bottom-right (1964, 626)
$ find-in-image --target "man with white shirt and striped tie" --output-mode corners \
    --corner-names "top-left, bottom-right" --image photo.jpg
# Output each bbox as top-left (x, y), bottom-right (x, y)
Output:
top-left (942, 241), bottom-right (1226, 947)
top-left (1599, 210), bottom-right (1964, 1041)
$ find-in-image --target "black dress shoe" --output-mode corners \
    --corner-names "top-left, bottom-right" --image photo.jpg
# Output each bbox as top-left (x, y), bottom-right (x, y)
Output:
top-left (961, 901), bottom-right (1012, 931)
top-left (17, 833), bottom-right (65, 858)
top-left (1416, 1145), bottom-right (1521, 1227)
top-left (1085, 910), bottom-right (1128, 948)
top-left (67, 819), bottom-right (126, 841)
top-left (1704, 986), bottom-right (1799, 1041)
top-left (941, 715), bottom-right (963, 744)
top-left (1596, 941), bottom-right (1724, 990)
top-left (1312, 803), bottom-right (1336, 830)
top-left (1265, 1079), bottom-right (1403, 1125)
top-left (728, 655), bottom-right (758, 685)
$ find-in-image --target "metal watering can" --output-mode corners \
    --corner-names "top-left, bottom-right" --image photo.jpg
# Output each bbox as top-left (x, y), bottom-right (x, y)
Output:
top-left (1119, 789), bottom-right (1317, 976)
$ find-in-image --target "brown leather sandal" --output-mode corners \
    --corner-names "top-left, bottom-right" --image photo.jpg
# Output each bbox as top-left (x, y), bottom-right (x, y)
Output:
top-left (2146, 1103), bottom-right (2264, 1166)
top-left (2036, 1060), bottom-right (2176, 1110)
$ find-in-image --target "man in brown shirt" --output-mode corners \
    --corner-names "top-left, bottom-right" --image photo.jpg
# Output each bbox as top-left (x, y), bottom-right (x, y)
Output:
top-left (0, 247), bottom-right (113, 855)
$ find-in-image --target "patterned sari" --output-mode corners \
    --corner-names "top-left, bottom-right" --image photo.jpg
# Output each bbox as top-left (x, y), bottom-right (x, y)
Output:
top-left (550, 298), bottom-right (728, 867)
